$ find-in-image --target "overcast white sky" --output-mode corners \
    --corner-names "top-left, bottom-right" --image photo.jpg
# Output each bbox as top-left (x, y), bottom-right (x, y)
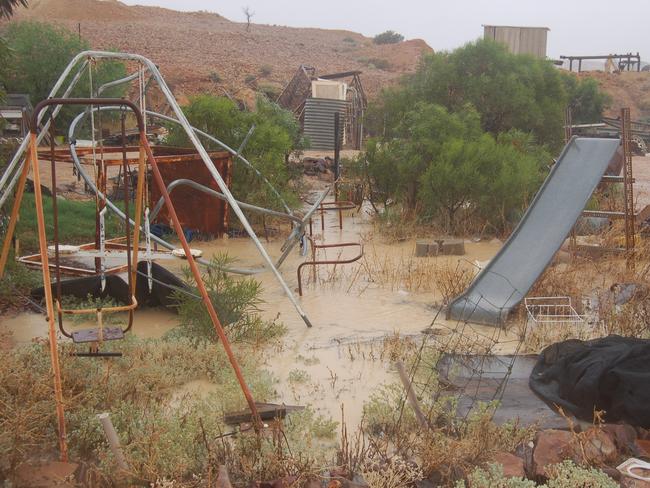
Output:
top-left (121, 0), bottom-right (649, 59)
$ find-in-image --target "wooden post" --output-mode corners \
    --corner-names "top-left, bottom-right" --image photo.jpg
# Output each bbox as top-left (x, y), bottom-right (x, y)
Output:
top-left (395, 360), bottom-right (428, 430)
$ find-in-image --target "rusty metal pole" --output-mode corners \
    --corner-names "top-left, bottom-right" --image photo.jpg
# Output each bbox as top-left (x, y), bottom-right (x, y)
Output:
top-left (29, 133), bottom-right (68, 461)
top-left (142, 135), bottom-right (262, 432)
top-left (0, 156), bottom-right (31, 278)
top-left (621, 108), bottom-right (635, 269)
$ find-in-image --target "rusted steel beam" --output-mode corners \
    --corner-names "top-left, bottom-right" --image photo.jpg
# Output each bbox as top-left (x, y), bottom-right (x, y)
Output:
top-left (142, 132), bottom-right (263, 432)
top-left (297, 240), bottom-right (363, 296)
top-left (30, 97), bottom-right (262, 450)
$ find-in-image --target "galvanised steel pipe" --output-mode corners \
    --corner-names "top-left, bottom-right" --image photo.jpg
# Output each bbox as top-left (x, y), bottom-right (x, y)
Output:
top-left (0, 59), bottom-right (89, 208)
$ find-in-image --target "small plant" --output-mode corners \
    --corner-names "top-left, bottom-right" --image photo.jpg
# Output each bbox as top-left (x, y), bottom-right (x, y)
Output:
top-left (343, 36), bottom-right (356, 44)
top-left (361, 455), bottom-right (423, 488)
top-left (208, 71), bottom-right (222, 83)
top-left (364, 57), bottom-right (391, 70)
top-left (257, 82), bottom-right (282, 100)
top-left (259, 64), bottom-right (272, 77)
top-left (545, 460), bottom-right (618, 488)
top-left (288, 368), bottom-right (311, 384)
top-left (244, 74), bottom-right (257, 84)
top-left (373, 30), bottom-right (404, 44)
top-left (173, 253), bottom-right (286, 344)
top-left (456, 463), bottom-right (536, 487)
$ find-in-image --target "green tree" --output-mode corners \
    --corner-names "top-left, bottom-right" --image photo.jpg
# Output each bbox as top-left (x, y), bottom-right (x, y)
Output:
top-left (370, 39), bottom-right (568, 150)
top-left (418, 130), bottom-right (546, 232)
top-left (165, 94), bottom-right (303, 213)
top-left (561, 74), bottom-right (610, 124)
top-left (373, 30), bottom-right (404, 45)
top-left (2, 21), bottom-right (126, 126)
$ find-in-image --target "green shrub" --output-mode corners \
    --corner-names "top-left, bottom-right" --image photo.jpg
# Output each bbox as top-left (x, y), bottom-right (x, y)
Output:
top-left (0, 336), bottom-right (275, 481)
top-left (373, 30), bottom-right (404, 44)
top-left (259, 64), bottom-right (272, 77)
top-left (165, 94), bottom-right (303, 213)
top-left (2, 22), bottom-right (126, 128)
top-left (173, 253), bottom-right (286, 344)
top-left (361, 57), bottom-right (391, 70)
top-left (458, 461), bottom-right (618, 488)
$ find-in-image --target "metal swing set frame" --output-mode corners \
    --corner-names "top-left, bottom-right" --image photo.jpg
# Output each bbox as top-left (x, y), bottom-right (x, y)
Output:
top-left (0, 51), bottom-right (330, 460)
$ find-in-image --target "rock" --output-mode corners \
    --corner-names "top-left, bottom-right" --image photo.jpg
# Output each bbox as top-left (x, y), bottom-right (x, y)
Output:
top-left (635, 439), bottom-right (650, 457)
top-left (580, 428), bottom-right (617, 464)
top-left (415, 240), bottom-right (438, 257)
top-left (532, 429), bottom-right (573, 478)
top-left (621, 478), bottom-right (650, 488)
top-left (440, 239), bottom-right (465, 256)
top-left (14, 462), bottom-right (78, 487)
top-left (601, 466), bottom-right (621, 481)
top-left (602, 423), bottom-right (638, 452)
top-left (492, 452), bottom-right (525, 478)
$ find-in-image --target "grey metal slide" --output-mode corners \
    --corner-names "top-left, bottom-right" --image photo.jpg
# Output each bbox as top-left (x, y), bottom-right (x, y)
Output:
top-left (446, 137), bottom-right (621, 326)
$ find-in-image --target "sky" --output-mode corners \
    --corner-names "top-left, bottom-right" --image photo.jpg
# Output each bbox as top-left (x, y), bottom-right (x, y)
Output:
top-left (120, 0), bottom-right (649, 59)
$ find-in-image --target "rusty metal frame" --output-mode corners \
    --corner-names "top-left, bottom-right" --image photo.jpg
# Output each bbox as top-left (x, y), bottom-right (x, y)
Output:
top-left (0, 51), bottom-right (314, 329)
top-left (309, 200), bottom-right (357, 235)
top-left (621, 108), bottom-right (636, 262)
top-left (297, 237), bottom-right (363, 296)
top-left (16, 97), bottom-right (263, 461)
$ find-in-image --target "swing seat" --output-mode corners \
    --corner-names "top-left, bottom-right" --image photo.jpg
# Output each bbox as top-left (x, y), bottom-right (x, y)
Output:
top-left (72, 327), bottom-right (125, 343)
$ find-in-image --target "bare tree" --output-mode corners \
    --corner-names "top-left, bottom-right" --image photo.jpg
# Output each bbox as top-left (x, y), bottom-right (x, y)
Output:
top-left (242, 6), bottom-right (254, 32)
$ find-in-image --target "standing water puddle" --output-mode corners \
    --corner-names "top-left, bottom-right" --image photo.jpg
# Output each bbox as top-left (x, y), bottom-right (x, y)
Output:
top-left (2, 201), bottom-right (512, 431)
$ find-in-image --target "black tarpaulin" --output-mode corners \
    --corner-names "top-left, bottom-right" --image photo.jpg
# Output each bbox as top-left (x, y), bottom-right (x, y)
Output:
top-left (529, 336), bottom-right (650, 427)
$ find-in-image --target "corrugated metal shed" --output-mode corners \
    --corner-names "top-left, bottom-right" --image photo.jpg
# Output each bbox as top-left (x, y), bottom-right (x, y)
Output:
top-left (303, 98), bottom-right (347, 150)
top-left (483, 25), bottom-right (549, 58)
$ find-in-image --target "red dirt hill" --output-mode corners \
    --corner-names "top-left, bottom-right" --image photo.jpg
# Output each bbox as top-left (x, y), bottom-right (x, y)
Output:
top-left (7, 0), bottom-right (433, 102)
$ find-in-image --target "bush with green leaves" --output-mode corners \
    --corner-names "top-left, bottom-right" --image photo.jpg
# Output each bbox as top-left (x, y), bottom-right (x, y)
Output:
top-left (173, 253), bottom-right (286, 344)
top-left (373, 30), bottom-right (404, 44)
top-left (165, 94), bottom-right (303, 214)
top-left (363, 102), bottom-right (549, 233)
top-left (562, 75), bottom-right (611, 124)
top-left (1, 21), bottom-right (126, 128)
top-left (0, 336), bottom-right (274, 481)
top-left (457, 461), bottom-right (618, 488)
top-left (366, 39), bottom-right (607, 152)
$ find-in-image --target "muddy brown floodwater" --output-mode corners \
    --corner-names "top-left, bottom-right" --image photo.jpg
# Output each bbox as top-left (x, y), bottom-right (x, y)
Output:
top-left (2, 198), bottom-right (513, 432)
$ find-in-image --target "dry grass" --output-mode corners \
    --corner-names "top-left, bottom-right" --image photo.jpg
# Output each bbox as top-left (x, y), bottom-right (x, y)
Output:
top-left (520, 238), bottom-right (650, 352)
top-left (302, 242), bottom-right (475, 304)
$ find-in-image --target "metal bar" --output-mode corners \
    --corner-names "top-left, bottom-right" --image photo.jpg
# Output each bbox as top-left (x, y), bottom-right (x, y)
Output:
top-left (49, 116), bottom-right (68, 338)
top-left (143, 132), bottom-right (263, 432)
top-left (31, 97), bottom-right (262, 435)
top-left (581, 210), bottom-right (626, 219)
top-left (28, 132), bottom-right (68, 461)
top-left (121, 109), bottom-right (135, 334)
top-left (622, 108), bottom-right (636, 258)
top-left (0, 59), bottom-right (89, 209)
top-left (148, 179), bottom-right (302, 225)
top-left (0, 154), bottom-right (31, 278)
top-left (297, 240), bottom-right (363, 296)
top-left (145, 110), bottom-right (291, 215)
top-left (64, 97), bottom-right (309, 322)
